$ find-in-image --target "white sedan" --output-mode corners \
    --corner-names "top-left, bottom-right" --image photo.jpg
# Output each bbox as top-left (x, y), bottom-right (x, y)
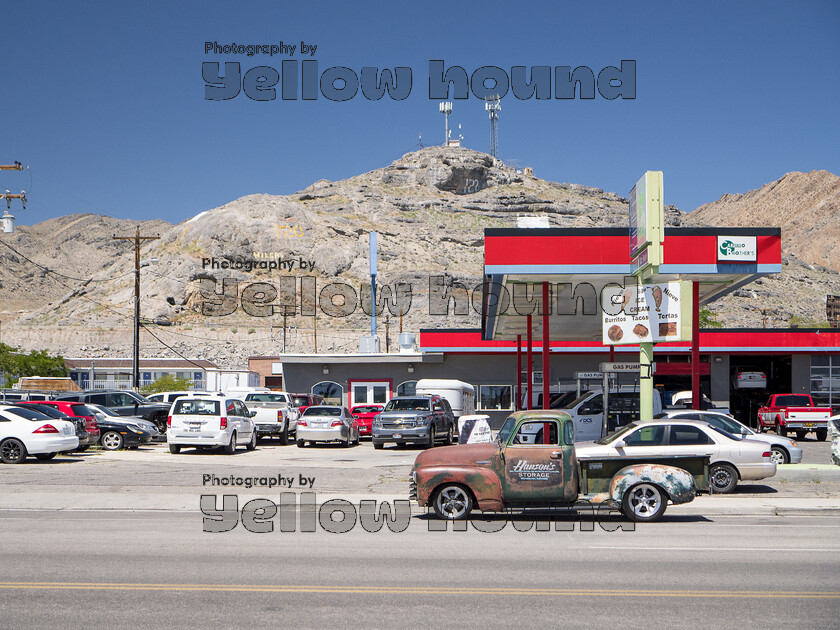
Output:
top-left (575, 418), bottom-right (776, 493)
top-left (0, 405), bottom-right (79, 464)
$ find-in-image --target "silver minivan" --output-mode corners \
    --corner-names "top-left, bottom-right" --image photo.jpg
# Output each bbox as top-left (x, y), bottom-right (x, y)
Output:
top-left (167, 396), bottom-right (257, 454)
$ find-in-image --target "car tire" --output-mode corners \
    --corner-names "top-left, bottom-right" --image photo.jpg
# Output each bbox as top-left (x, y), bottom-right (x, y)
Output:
top-left (35, 452), bottom-right (57, 461)
top-left (816, 428), bottom-right (828, 442)
top-left (246, 431), bottom-right (257, 451)
top-left (443, 423), bottom-right (454, 446)
top-left (776, 422), bottom-right (788, 438)
top-left (169, 444), bottom-right (181, 454)
top-left (621, 483), bottom-right (668, 522)
top-left (426, 426), bottom-right (436, 449)
top-left (101, 431), bottom-right (124, 451)
top-left (432, 484), bottom-right (473, 520)
top-left (0, 438), bottom-right (27, 464)
top-left (77, 445), bottom-right (90, 452)
top-left (795, 430), bottom-right (806, 440)
top-left (709, 463), bottom-right (739, 494)
top-left (297, 439), bottom-right (306, 448)
top-left (373, 441), bottom-right (383, 450)
top-left (279, 424), bottom-right (289, 446)
top-left (769, 446), bottom-right (789, 465)
top-left (224, 432), bottom-right (236, 455)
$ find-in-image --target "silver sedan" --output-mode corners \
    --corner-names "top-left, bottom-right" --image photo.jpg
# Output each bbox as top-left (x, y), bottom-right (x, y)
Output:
top-left (296, 406), bottom-right (360, 447)
top-left (655, 410), bottom-right (802, 465)
top-left (576, 418), bottom-right (776, 493)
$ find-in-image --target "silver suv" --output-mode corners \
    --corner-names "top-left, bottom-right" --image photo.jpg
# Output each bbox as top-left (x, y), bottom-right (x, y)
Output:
top-left (372, 395), bottom-right (455, 449)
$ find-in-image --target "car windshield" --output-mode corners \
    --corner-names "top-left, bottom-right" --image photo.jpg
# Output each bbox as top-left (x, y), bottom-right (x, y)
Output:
top-left (563, 393), bottom-right (594, 409)
top-left (595, 423), bottom-right (639, 445)
top-left (3, 407), bottom-right (52, 421)
top-left (89, 404), bottom-right (120, 417)
top-left (303, 406), bottom-right (342, 417)
top-left (25, 405), bottom-right (66, 419)
top-left (70, 404), bottom-right (97, 417)
top-left (707, 425), bottom-right (740, 441)
top-left (172, 399), bottom-right (220, 415)
top-left (384, 399), bottom-right (430, 412)
top-left (497, 416), bottom-right (517, 443)
top-left (353, 406), bottom-right (382, 413)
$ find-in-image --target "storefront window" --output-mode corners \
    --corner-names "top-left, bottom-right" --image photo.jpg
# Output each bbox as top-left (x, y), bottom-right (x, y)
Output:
top-left (479, 385), bottom-right (512, 411)
top-left (313, 381), bottom-right (343, 405)
top-left (397, 380), bottom-right (417, 396)
top-left (810, 356), bottom-right (840, 407)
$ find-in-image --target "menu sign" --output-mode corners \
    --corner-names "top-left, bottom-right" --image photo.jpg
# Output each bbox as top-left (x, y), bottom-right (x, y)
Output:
top-left (602, 281), bottom-right (692, 345)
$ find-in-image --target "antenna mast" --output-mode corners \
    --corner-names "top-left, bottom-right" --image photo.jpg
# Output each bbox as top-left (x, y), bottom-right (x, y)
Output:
top-left (439, 101), bottom-right (452, 145)
top-left (485, 95), bottom-right (501, 159)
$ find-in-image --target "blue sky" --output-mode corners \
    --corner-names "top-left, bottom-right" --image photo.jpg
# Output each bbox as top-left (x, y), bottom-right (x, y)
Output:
top-left (1, 0), bottom-right (838, 226)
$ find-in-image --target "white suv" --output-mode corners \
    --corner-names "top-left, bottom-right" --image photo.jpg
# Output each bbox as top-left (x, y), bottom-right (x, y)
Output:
top-left (167, 396), bottom-right (257, 454)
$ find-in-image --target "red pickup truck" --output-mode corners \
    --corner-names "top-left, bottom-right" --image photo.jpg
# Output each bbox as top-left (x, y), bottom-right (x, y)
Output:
top-left (757, 394), bottom-right (830, 441)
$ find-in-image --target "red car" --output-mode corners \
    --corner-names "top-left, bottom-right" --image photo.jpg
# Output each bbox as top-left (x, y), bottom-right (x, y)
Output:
top-left (18, 401), bottom-right (100, 445)
top-left (290, 394), bottom-right (324, 416)
top-left (350, 404), bottom-right (385, 438)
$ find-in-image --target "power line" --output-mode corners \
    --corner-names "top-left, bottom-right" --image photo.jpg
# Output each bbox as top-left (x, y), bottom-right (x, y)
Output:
top-left (138, 323), bottom-right (210, 370)
top-left (0, 237), bottom-right (130, 283)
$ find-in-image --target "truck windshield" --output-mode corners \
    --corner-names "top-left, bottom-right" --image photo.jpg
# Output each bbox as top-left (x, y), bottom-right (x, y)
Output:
top-left (772, 395), bottom-right (812, 407)
top-left (384, 399), bottom-right (430, 412)
top-left (595, 423), bottom-right (638, 445)
top-left (497, 416), bottom-right (516, 443)
top-left (248, 394), bottom-right (287, 403)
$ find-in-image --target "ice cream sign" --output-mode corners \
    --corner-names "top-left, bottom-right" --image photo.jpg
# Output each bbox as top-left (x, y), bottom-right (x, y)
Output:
top-left (717, 236), bottom-right (757, 262)
top-left (602, 280), bottom-right (692, 345)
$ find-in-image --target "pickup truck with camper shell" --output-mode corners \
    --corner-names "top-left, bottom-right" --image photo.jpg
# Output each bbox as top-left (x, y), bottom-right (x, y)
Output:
top-left (238, 391), bottom-right (298, 444)
top-left (411, 409), bottom-right (708, 522)
top-left (757, 393), bottom-right (831, 441)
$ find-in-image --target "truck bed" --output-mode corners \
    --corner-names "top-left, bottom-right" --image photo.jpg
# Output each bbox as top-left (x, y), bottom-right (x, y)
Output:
top-left (577, 454), bottom-right (710, 497)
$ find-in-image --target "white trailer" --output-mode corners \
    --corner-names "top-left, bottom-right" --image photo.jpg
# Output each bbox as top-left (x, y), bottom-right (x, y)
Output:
top-left (415, 379), bottom-right (475, 418)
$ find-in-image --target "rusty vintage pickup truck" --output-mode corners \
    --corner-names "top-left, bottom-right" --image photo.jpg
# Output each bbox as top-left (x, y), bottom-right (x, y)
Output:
top-left (411, 410), bottom-right (709, 522)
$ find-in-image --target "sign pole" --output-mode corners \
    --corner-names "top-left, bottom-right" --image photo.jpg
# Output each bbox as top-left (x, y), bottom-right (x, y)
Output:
top-left (629, 171), bottom-right (663, 422)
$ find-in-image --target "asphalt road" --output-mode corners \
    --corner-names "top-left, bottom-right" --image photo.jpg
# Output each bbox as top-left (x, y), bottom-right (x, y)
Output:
top-left (0, 509), bottom-right (838, 629)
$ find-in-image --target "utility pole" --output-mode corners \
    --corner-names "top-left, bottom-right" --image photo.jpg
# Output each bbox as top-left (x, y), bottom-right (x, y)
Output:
top-left (1, 161), bottom-right (25, 234)
top-left (113, 226), bottom-right (159, 390)
top-left (279, 305), bottom-right (295, 353)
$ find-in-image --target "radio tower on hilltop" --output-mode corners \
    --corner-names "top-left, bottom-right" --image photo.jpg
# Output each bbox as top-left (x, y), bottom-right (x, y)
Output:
top-left (485, 95), bottom-right (501, 159)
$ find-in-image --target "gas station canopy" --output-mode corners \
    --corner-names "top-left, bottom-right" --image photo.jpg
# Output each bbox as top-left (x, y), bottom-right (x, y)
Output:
top-left (482, 227), bottom-right (782, 341)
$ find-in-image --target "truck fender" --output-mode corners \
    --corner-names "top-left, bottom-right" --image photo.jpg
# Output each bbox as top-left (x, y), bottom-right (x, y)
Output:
top-left (415, 466), bottom-right (502, 509)
top-left (609, 464), bottom-right (696, 508)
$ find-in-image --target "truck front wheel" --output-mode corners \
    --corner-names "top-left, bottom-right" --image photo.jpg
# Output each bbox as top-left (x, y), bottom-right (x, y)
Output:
top-left (432, 484), bottom-right (473, 520)
top-left (621, 483), bottom-right (667, 522)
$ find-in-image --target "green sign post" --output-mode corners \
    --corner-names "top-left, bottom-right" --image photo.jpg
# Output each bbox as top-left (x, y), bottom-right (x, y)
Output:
top-left (630, 171), bottom-right (663, 421)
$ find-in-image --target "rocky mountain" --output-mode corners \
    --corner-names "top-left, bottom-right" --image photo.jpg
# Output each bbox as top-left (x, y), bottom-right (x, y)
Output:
top-left (691, 170), bottom-right (840, 271)
top-left (2, 149), bottom-right (839, 366)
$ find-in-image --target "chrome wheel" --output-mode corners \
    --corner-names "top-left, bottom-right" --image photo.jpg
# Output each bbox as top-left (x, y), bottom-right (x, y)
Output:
top-left (432, 484), bottom-right (472, 520)
top-left (101, 431), bottom-right (123, 451)
top-left (622, 483), bottom-right (667, 522)
top-left (0, 438), bottom-right (27, 464)
top-left (769, 447), bottom-right (788, 465)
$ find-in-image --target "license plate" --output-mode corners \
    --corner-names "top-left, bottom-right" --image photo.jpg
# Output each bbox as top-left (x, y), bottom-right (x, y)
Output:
top-left (805, 422), bottom-right (815, 427)
top-left (393, 433), bottom-right (403, 439)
